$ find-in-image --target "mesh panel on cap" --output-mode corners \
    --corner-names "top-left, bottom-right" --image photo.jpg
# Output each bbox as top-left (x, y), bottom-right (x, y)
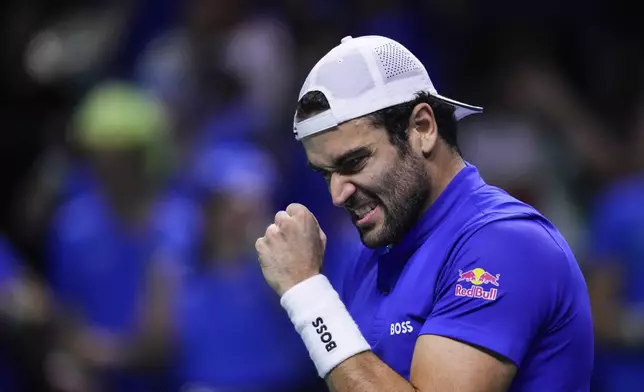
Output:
top-left (314, 52), bottom-right (375, 99)
top-left (374, 42), bottom-right (423, 82)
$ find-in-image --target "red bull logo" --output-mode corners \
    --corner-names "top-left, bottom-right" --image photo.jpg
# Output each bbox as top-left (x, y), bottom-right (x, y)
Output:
top-left (455, 267), bottom-right (500, 301)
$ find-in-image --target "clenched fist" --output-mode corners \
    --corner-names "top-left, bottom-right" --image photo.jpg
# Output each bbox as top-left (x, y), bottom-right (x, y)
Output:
top-left (255, 203), bottom-right (327, 296)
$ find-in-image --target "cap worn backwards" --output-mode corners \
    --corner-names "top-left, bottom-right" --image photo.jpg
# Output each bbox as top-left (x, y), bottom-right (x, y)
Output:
top-left (293, 35), bottom-right (483, 141)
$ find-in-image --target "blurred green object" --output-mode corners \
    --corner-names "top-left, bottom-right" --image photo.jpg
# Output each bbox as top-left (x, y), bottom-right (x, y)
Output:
top-left (70, 80), bottom-right (175, 180)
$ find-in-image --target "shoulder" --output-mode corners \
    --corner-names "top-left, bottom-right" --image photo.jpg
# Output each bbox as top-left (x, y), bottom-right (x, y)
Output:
top-left (468, 182), bottom-right (542, 220)
top-left (427, 217), bottom-right (586, 339)
top-left (442, 217), bottom-right (583, 314)
top-left (457, 181), bottom-right (573, 264)
top-left (440, 180), bottom-right (567, 264)
top-left (456, 217), bottom-right (576, 277)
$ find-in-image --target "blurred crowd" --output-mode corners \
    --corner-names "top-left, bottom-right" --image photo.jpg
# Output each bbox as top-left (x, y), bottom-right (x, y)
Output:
top-left (0, 0), bottom-right (642, 391)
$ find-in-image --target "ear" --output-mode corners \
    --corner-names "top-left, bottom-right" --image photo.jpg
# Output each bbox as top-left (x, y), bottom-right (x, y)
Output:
top-left (408, 103), bottom-right (438, 156)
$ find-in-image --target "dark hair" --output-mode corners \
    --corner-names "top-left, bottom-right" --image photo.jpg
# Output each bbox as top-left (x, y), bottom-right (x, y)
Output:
top-left (295, 90), bottom-right (459, 153)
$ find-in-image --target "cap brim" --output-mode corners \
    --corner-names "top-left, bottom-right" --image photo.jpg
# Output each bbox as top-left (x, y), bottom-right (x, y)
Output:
top-left (433, 93), bottom-right (483, 121)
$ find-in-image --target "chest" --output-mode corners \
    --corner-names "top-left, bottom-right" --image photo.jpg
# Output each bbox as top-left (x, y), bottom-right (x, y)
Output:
top-left (64, 226), bottom-right (156, 317)
top-left (72, 232), bottom-right (152, 282)
top-left (346, 250), bottom-right (444, 379)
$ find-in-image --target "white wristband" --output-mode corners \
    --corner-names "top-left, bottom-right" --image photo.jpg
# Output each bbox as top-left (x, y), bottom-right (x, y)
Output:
top-left (280, 274), bottom-right (371, 378)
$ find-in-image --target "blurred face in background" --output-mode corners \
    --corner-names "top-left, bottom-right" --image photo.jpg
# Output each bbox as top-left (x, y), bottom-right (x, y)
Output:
top-left (194, 141), bottom-right (277, 262)
top-left (88, 146), bottom-right (150, 208)
top-left (304, 117), bottom-right (430, 249)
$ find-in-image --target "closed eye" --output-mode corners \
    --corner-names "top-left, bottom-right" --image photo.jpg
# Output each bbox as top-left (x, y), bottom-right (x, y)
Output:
top-left (307, 146), bottom-right (372, 179)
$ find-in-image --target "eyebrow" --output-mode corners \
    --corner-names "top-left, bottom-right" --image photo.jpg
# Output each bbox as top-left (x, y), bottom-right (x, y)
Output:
top-left (308, 146), bottom-right (372, 171)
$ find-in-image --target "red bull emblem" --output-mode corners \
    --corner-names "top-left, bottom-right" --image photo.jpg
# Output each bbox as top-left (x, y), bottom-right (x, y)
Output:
top-left (455, 267), bottom-right (500, 301)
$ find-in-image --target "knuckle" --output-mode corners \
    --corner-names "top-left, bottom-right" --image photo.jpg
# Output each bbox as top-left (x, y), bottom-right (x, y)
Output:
top-left (266, 223), bottom-right (280, 236)
top-left (275, 210), bottom-right (290, 225)
top-left (286, 203), bottom-right (305, 216)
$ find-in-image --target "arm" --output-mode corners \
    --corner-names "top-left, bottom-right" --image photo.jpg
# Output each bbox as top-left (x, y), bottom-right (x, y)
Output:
top-left (327, 336), bottom-right (514, 392)
top-left (107, 258), bottom-right (177, 370)
top-left (63, 258), bottom-right (177, 372)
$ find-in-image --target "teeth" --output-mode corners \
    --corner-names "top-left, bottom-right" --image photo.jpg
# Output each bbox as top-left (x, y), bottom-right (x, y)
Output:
top-left (355, 204), bottom-right (376, 218)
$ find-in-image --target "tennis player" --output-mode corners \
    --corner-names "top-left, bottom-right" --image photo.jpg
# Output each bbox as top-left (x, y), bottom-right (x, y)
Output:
top-left (255, 35), bottom-right (594, 392)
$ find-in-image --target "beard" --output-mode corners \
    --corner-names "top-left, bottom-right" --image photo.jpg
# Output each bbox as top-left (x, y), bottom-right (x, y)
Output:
top-left (347, 149), bottom-right (431, 248)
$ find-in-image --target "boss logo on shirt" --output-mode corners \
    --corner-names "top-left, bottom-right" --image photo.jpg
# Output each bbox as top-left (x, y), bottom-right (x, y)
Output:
top-left (312, 317), bottom-right (337, 352)
top-left (455, 267), bottom-right (500, 301)
top-left (390, 321), bottom-right (414, 335)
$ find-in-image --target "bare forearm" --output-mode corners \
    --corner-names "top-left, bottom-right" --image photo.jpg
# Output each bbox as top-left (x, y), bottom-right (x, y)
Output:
top-left (326, 352), bottom-right (418, 392)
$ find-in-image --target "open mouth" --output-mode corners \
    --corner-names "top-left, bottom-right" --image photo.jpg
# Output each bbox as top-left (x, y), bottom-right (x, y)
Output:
top-left (350, 202), bottom-right (378, 225)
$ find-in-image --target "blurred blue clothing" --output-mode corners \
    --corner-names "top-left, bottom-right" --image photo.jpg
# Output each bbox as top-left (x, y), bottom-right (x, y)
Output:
top-left (590, 174), bottom-right (644, 303)
top-left (588, 174), bottom-right (644, 392)
top-left (0, 237), bottom-right (23, 392)
top-left (283, 148), bottom-right (331, 219)
top-left (193, 99), bottom-right (264, 152)
top-left (172, 257), bottom-right (318, 391)
top-left (321, 217), bottom-right (362, 292)
top-left (47, 181), bottom-right (199, 391)
top-left (60, 163), bottom-right (93, 200)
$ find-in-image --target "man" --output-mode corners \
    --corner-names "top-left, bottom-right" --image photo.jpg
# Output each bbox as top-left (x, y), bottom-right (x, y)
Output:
top-left (48, 81), bottom-right (192, 392)
top-left (74, 140), bottom-right (324, 392)
top-left (255, 35), bottom-right (594, 391)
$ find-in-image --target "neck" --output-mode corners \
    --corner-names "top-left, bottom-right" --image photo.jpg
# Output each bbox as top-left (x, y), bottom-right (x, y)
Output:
top-left (426, 150), bottom-right (466, 209)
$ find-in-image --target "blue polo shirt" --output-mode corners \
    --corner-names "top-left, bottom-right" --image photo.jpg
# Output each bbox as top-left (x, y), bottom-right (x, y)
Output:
top-left (47, 187), bottom-right (199, 392)
top-left (172, 258), bottom-right (318, 391)
top-left (342, 164), bottom-right (593, 391)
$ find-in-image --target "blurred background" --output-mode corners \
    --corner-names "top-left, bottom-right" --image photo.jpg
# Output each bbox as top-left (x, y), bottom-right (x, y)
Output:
top-left (0, 0), bottom-right (642, 391)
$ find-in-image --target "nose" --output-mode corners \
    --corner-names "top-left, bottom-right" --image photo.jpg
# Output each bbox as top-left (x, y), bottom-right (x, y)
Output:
top-left (329, 173), bottom-right (356, 207)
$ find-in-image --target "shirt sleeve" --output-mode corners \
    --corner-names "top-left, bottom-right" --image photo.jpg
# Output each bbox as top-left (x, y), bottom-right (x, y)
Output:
top-left (420, 218), bottom-right (567, 367)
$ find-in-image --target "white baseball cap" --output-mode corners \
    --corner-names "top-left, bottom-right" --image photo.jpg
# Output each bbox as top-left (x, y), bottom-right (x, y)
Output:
top-left (294, 35), bottom-right (483, 140)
